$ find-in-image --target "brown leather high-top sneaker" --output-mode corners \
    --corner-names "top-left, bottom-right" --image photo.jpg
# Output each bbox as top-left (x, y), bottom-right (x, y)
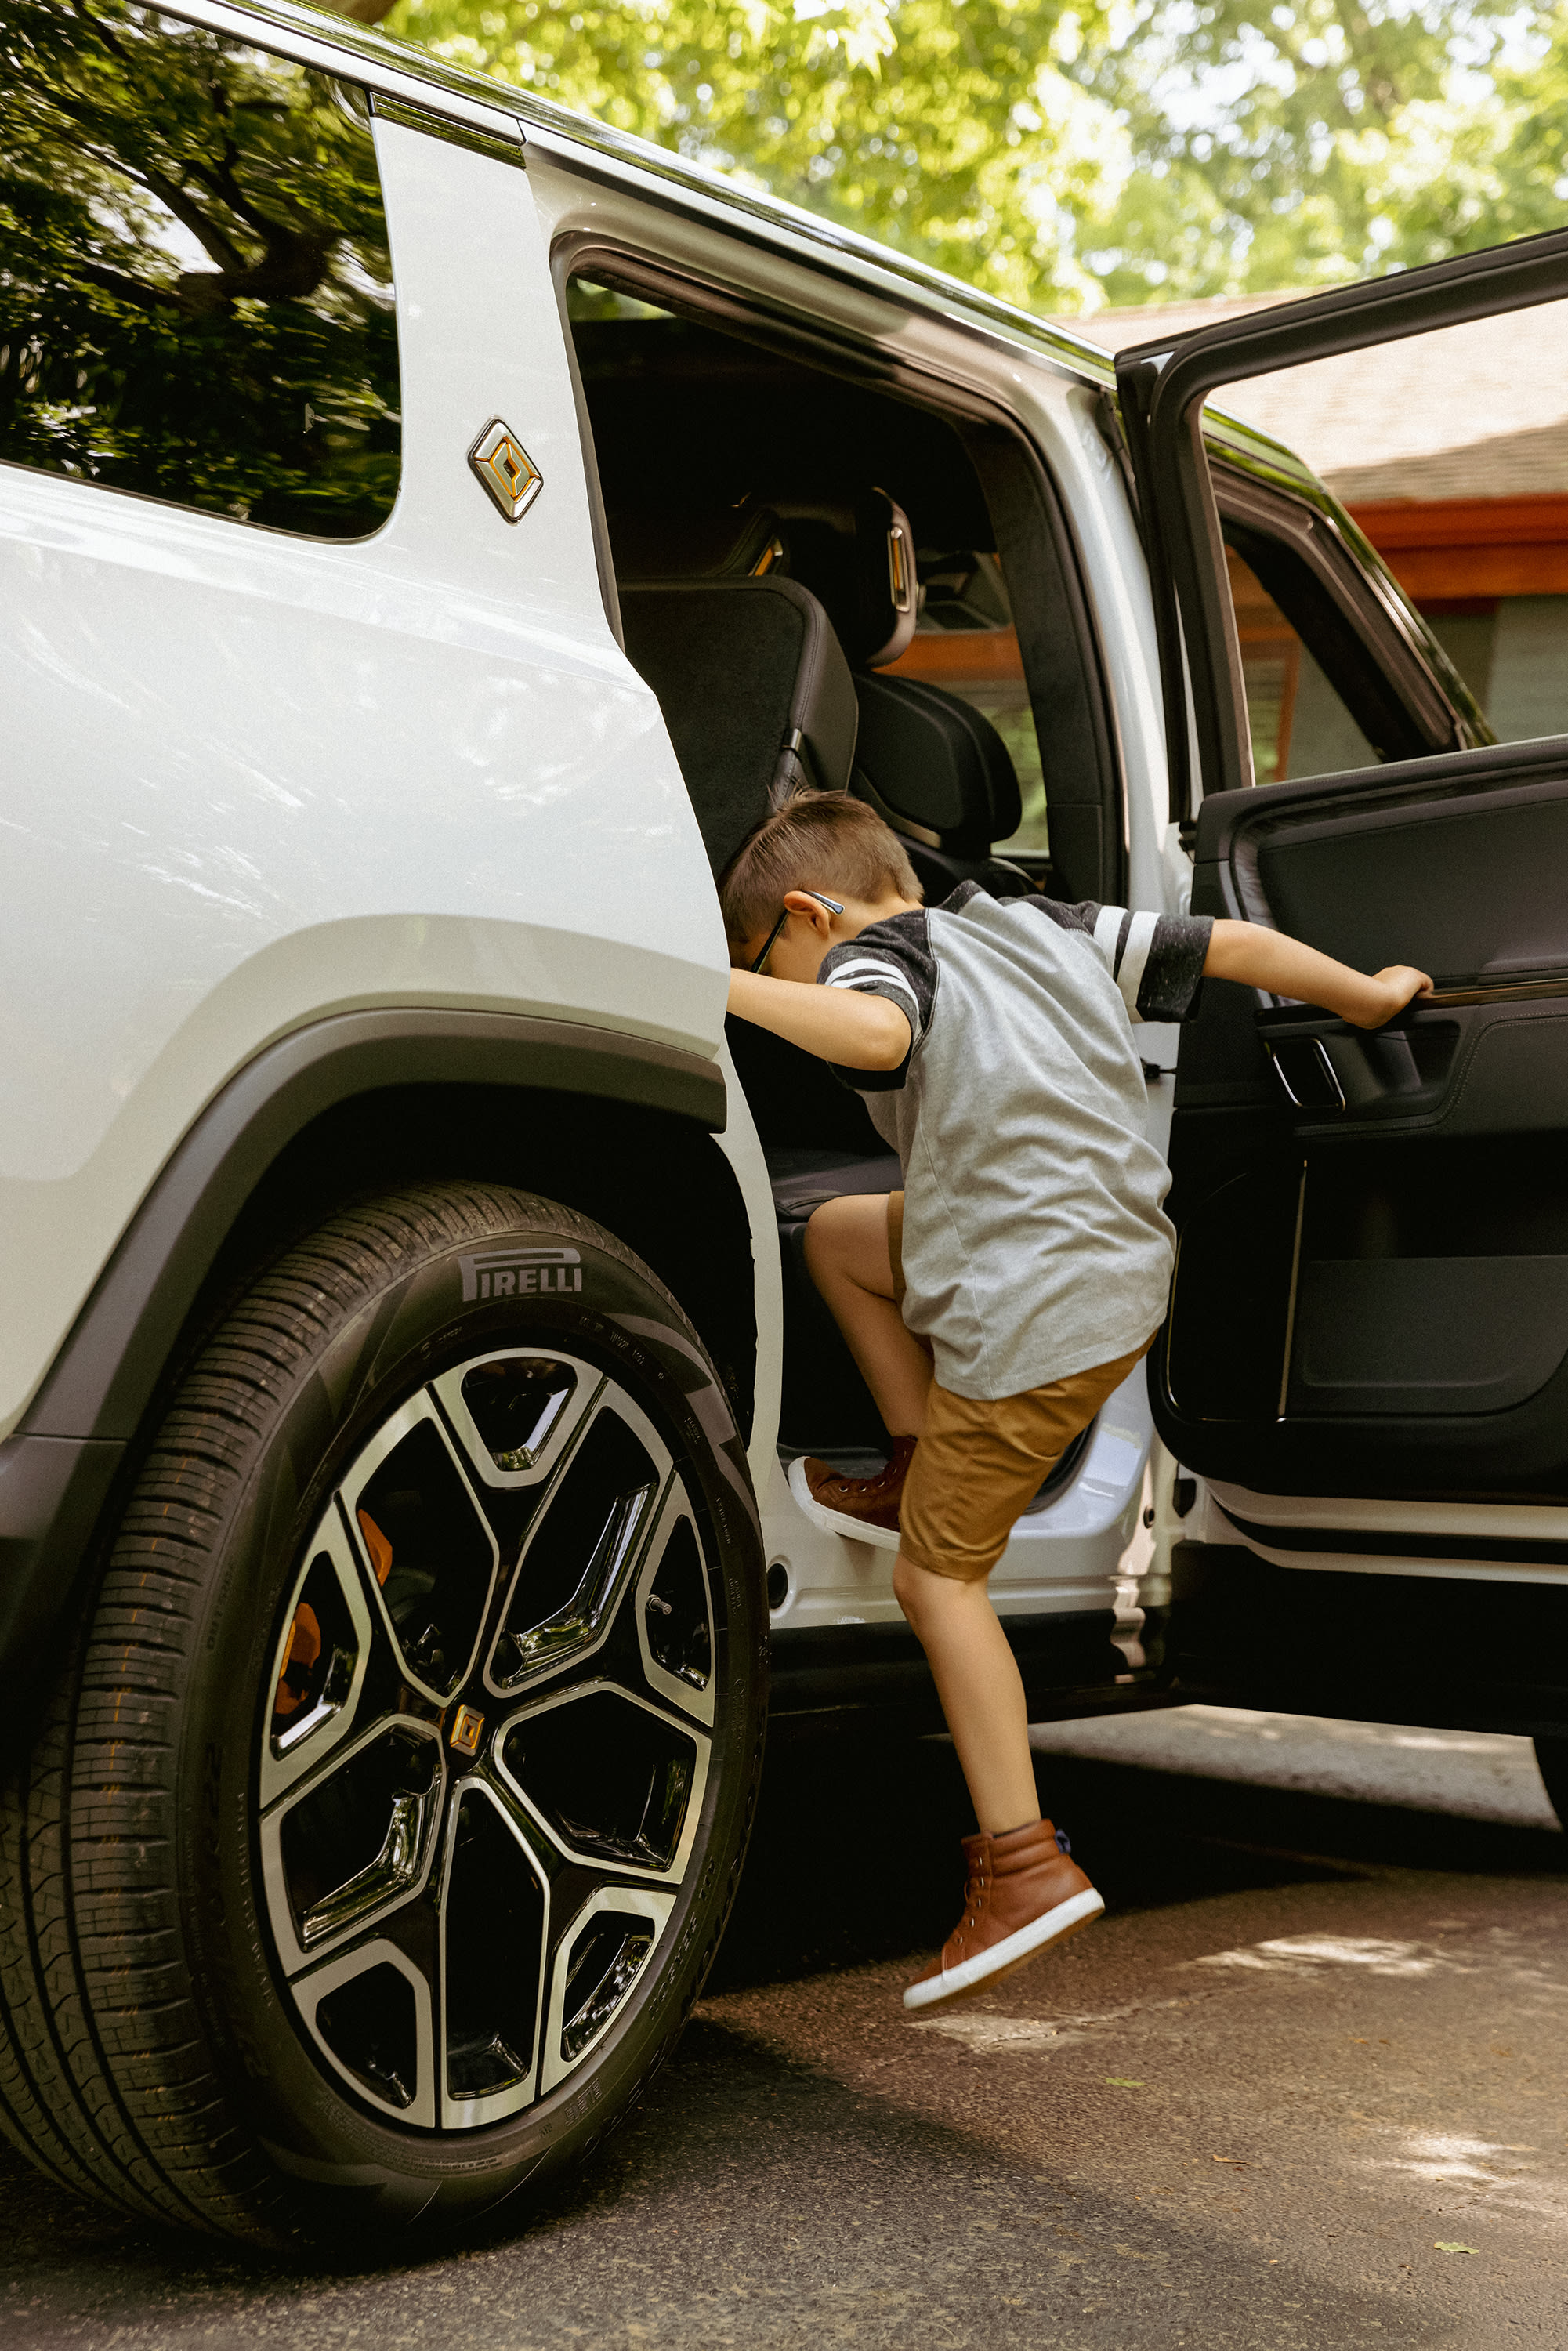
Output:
top-left (796, 1436), bottom-right (917, 1533)
top-left (904, 1819), bottom-right (1103, 2011)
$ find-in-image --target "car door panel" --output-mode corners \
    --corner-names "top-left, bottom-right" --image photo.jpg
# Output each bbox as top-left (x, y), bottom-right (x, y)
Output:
top-left (1114, 232), bottom-right (1568, 1514)
top-left (1162, 759), bottom-right (1568, 1496)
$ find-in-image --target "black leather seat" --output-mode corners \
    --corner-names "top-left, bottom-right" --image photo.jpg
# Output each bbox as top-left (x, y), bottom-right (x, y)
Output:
top-left (614, 512), bottom-right (922, 1454)
top-left (619, 574), bottom-right (860, 878)
top-left (852, 668), bottom-right (1032, 901)
top-left (759, 491), bottom-right (1033, 902)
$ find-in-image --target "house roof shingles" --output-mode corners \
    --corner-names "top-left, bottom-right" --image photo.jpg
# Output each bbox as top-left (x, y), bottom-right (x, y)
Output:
top-left (1056, 294), bottom-right (1568, 506)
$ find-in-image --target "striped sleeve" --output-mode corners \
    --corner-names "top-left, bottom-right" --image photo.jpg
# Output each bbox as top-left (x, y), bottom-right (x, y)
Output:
top-left (817, 909), bottom-right (935, 1092)
top-left (1033, 896), bottom-right (1212, 1024)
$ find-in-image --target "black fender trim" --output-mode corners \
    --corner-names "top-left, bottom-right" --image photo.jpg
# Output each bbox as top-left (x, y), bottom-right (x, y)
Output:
top-left (0, 1436), bottom-right (125, 1723)
top-left (24, 1008), bottom-right (726, 1447)
top-left (0, 1010), bottom-right (725, 1744)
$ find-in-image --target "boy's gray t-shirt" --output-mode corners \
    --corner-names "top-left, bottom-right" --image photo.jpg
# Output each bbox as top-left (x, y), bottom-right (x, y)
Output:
top-left (818, 883), bottom-right (1212, 1402)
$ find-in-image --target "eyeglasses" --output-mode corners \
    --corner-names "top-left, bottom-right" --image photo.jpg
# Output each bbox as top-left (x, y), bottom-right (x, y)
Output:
top-left (748, 890), bottom-right (844, 974)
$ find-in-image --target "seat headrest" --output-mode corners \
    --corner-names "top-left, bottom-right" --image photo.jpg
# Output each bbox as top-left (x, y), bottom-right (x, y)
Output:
top-left (766, 488), bottom-right (917, 668)
top-left (852, 672), bottom-right (1023, 854)
top-left (610, 502), bottom-right (788, 584)
top-left (621, 576), bottom-right (860, 876)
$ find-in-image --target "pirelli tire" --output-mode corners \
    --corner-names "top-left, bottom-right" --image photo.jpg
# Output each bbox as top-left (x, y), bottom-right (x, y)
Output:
top-left (0, 1183), bottom-right (767, 2247)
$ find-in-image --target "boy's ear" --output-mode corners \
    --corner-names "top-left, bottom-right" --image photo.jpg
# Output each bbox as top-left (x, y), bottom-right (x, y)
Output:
top-left (780, 889), bottom-right (838, 935)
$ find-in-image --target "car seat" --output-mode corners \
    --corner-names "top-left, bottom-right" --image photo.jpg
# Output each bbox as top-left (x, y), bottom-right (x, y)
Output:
top-left (754, 491), bottom-right (1034, 903)
top-left (619, 571), bottom-right (859, 879)
top-left (617, 523), bottom-right (904, 1451)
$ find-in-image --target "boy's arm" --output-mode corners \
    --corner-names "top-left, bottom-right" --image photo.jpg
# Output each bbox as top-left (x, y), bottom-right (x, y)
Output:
top-left (1206, 918), bottom-right (1432, 1029)
top-left (727, 967), bottom-right (912, 1070)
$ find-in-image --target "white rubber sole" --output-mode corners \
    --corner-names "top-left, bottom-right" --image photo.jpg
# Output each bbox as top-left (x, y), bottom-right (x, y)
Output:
top-left (786, 1455), bottom-right (902, 1552)
top-left (902, 1886), bottom-right (1105, 2011)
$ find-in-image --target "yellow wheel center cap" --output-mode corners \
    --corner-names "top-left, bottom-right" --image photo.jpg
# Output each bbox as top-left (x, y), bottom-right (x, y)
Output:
top-left (448, 1703), bottom-right (484, 1757)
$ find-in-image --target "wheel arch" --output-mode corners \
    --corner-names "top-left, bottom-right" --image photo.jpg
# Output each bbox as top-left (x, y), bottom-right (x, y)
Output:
top-left (0, 1009), bottom-right (752, 1744)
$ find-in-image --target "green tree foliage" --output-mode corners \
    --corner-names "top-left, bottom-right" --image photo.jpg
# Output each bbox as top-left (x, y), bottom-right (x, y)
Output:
top-left (386, 0), bottom-right (1129, 308)
top-left (337, 0), bottom-right (1568, 309)
top-left (0, 0), bottom-right (400, 531)
top-left (1080, 0), bottom-right (1568, 302)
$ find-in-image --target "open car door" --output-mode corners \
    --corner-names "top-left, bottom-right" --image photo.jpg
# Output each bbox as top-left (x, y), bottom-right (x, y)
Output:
top-left (1115, 229), bottom-right (1568, 1528)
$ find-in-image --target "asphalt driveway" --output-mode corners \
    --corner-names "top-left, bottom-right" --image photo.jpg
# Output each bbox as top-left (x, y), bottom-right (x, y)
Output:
top-left (2, 1705), bottom-right (1564, 2349)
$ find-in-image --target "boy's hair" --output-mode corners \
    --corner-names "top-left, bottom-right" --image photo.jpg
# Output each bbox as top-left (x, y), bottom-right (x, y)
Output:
top-left (718, 790), bottom-right (922, 945)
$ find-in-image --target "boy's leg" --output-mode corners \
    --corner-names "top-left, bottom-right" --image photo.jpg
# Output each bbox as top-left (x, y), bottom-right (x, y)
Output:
top-left (803, 1192), bottom-right (932, 1435)
top-left (890, 1557), bottom-right (1038, 1833)
top-left (893, 1340), bottom-right (1154, 2009)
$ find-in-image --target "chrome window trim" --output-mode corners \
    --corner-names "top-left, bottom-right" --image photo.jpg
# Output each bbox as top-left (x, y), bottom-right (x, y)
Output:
top-left (146, 0), bottom-right (525, 139)
top-left (368, 89), bottom-right (526, 168)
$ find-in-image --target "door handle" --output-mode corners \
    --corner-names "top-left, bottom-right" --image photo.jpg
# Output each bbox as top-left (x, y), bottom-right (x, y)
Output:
top-left (1265, 1035), bottom-right (1345, 1112)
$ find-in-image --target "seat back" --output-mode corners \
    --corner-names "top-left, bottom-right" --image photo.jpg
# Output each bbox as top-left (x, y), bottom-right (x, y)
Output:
top-left (620, 575), bottom-right (859, 878)
top-left (852, 669), bottom-right (1030, 900)
top-left (764, 488), bottom-right (918, 669)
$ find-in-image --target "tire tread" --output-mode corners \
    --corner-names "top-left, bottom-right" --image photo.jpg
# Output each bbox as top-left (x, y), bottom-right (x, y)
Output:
top-left (0, 1183), bottom-right (759, 2241)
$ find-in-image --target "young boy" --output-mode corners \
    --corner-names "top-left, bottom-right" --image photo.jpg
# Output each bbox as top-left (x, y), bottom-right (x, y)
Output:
top-left (722, 791), bottom-right (1432, 2013)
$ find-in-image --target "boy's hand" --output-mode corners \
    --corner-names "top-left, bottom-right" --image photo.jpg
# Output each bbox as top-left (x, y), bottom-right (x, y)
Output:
top-left (1345, 965), bottom-right (1436, 1030)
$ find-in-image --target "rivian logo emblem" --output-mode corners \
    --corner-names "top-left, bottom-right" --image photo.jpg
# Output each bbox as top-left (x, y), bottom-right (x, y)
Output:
top-left (469, 418), bottom-right (542, 523)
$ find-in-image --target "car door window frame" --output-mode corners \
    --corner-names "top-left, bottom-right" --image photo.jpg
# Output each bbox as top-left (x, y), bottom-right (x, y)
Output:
top-left (1115, 225), bottom-right (1568, 824)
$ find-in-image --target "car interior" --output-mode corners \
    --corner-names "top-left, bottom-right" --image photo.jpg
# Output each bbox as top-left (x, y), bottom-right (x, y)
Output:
top-left (563, 263), bottom-right (1119, 1490)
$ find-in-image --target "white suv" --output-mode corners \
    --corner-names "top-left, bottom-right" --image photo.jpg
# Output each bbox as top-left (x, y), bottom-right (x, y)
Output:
top-left (4, 0), bottom-right (1566, 2248)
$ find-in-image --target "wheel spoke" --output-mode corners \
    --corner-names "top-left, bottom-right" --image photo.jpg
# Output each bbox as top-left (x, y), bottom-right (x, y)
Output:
top-left (291, 1933), bottom-right (438, 2128)
top-left (436, 1778), bottom-right (551, 2127)
top-left (339, 1393), bottom-right (501, 1702)
top-left (259, 1506), bottom-right (382, 1809)
top-left (632, 1481), bottom-right (716, 1729)
top-left (493, 1680), bottom-right (710, 1883)
top-left (483, 1388), bottom-right (673, 1695)
top-left (260, 1716), bottom-right (446, 1976)
top-left (433, 1347), bottom-right (603, 1491)
top-left (537, 1880), bottom-right (676, 2099)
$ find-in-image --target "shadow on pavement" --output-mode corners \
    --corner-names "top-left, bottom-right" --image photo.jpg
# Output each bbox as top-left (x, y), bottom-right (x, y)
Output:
top-left (707, 1728), bottom-right (1568, 1994)
top-left (0, 2005), bottom-right (1464, 2351)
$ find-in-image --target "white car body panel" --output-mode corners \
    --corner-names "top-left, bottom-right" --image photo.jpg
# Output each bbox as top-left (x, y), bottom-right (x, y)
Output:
top-left (3, 0), bottom-right (1546, 1603)
top-left (0, 118), bottom-right (728, 1434)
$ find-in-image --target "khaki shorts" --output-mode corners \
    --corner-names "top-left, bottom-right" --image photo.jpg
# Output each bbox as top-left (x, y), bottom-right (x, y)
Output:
top-left (888, 1190), bottom-right (1155, 1585)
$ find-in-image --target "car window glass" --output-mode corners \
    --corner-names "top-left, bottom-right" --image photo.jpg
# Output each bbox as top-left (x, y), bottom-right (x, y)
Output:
top-left (1211, 305), bottom-right (1568, 759)
top-left (1228, 541), bottom-right (1377, 784)
top-left (0, 0), bottom-right (400, 538)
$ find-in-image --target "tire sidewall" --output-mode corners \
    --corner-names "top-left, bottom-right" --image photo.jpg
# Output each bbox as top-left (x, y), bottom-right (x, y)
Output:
top-left (175, 1195), bottom-right (766, 2230)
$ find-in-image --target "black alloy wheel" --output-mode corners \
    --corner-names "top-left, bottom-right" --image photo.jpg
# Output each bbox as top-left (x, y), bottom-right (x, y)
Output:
top-left (0, 1185), bottom-right (766, 2244)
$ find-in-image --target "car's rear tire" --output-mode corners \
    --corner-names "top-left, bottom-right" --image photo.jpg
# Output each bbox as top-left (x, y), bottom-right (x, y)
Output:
top-left (0, 1183), bottom-right (766, 2245)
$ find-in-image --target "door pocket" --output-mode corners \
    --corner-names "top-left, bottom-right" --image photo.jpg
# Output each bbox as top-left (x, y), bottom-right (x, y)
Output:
top-left (1289, 1256), bottom-right (1568, 1415)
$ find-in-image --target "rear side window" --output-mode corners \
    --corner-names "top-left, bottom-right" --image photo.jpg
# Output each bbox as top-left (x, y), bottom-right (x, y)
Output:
top-left (0, 1), bottom-right (400, 538)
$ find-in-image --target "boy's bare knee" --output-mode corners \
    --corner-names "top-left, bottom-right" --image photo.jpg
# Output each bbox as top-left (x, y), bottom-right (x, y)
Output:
top-left (803, 1194), bottom-right (852, 1277)
top-left (804, 1190), bottom-right (885, 1289)
top-left (893, 1548), bottom-right (946, 1627)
